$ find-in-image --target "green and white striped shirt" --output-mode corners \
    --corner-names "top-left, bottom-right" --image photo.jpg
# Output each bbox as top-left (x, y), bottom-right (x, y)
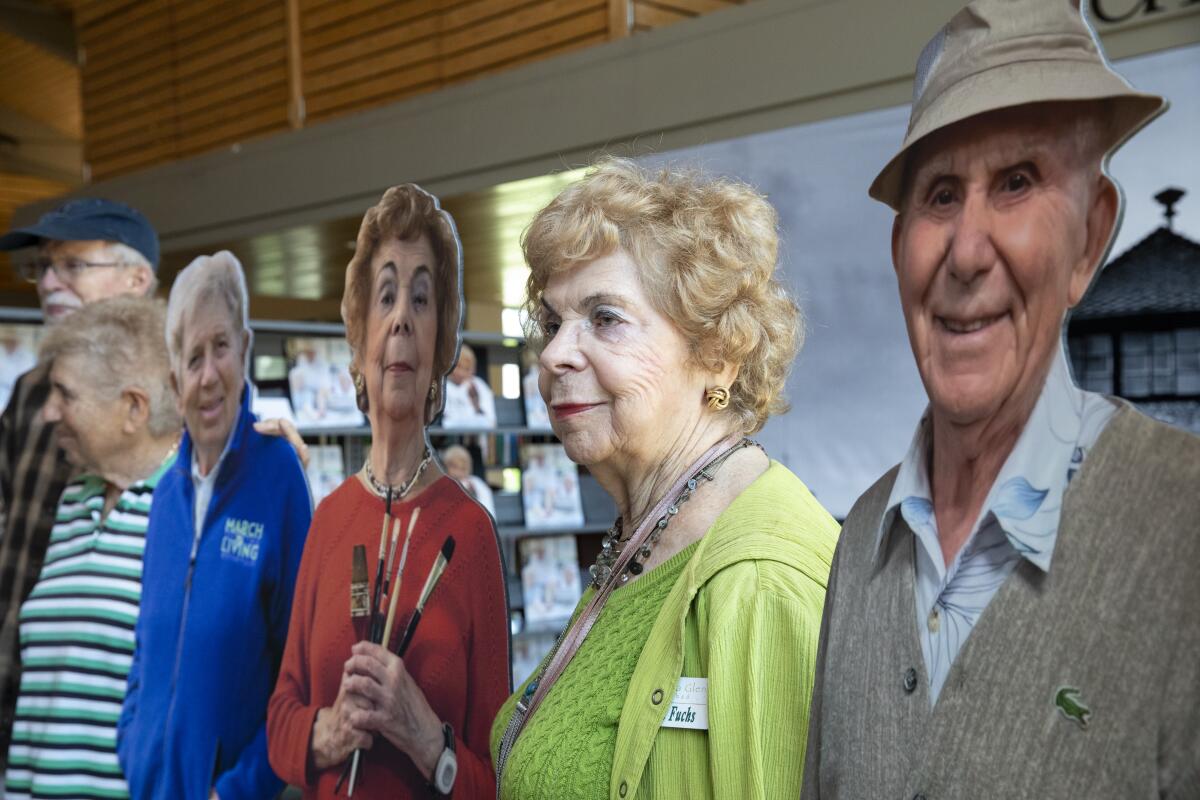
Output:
top-left (4, 458), bottom-right (169, 800)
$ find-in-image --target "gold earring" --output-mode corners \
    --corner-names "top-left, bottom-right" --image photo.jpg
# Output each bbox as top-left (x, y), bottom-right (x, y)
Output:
top-left (429, 382), bottom-right (438, 401)
top-left (353, 372), bottom-right (365, 396)
top-left (706, 386), bottom-right (730, 410)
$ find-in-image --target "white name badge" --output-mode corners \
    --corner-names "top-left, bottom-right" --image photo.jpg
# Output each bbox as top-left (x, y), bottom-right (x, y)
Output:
top-left (661, 677), bottom-right (708, 730)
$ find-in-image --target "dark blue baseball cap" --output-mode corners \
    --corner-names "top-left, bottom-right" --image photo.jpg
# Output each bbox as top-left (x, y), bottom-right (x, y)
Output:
top-left (0, 198), bottom-right (159, 269)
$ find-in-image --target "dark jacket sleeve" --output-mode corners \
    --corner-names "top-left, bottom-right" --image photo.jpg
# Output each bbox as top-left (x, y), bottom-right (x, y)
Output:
top-left (801, 540), bottom-right (842, 800)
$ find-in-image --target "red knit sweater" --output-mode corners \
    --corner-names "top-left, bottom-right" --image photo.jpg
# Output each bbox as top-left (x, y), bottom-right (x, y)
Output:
top-left (267, 475), bottom-right (510, 798)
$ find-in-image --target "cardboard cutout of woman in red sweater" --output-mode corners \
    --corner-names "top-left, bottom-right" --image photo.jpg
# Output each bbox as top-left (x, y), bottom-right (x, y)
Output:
top-left (267, 185), bottom-right (510, 798)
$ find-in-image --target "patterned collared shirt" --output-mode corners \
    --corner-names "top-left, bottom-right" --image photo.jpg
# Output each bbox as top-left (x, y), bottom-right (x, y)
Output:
top-left (0, 363), bottom-right (73, 769)
top-left (876, 350), bottom-right (1117, 703)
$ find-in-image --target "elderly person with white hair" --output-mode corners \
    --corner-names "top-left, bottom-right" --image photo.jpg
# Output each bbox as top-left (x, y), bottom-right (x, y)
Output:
top-left (3, 297), bottom-right (179, 800)
top-left (117, 252), bottom-right (311, 800)
top-left (441, 444), bottom-right (496, 517)
top-left (0, 199), bottom-right (160, 772)
top-left (803, 1), bottom-right (1200, 798)
top-left (441, 344), bottom-right (496, 429)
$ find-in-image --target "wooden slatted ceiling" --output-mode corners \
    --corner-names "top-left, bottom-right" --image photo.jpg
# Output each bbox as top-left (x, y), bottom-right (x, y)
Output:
top-left (299, 0), bottom-right (610, 123)
top-left (70, 0), bottom-right (749, 180)
top-left (77, 0), bottom-right (289, 179)
top-left (0, 30), bottom-right (82, 139)
top-left (0, 19), bottom-right (82, 307)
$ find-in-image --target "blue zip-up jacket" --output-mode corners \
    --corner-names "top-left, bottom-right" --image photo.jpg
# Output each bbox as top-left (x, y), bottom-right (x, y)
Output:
top-left (117, 386), bottom-right (311, 800)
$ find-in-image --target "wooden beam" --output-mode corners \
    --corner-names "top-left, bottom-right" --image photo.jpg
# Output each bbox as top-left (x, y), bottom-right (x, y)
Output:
top-left (286, 0), bottom-right (305, 128)
top-left (608, 0), bottom-right (630, 39)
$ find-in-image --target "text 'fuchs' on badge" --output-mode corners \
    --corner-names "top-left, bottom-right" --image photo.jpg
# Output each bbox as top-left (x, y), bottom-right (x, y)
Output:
top-left (661, 677), bottom-right (708, 730)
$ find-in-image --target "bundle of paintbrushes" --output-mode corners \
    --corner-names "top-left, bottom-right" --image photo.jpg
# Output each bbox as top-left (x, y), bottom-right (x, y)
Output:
top-left (338, 510), bottom-right (459, 795)
top-left (337, 492), bottom-right (421, 795)
top-left (337, 528), bottom-right (458, 796)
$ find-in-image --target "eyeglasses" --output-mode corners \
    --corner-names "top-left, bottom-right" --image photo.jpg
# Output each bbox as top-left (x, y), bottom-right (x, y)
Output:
top-left (17, 257), bottom-right (133, 285)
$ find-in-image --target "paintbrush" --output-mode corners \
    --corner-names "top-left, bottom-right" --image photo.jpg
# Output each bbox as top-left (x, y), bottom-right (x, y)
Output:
top-left (395, 536), bottom-right (456, 657)
top-left (373, 504), bottom-right (408, 641)
top-left (349, 545), bottom-right (370, 620)
top-left (367, 488), bottom-right (393, 642)
top-left (382, 507), bottom-right (420, 647)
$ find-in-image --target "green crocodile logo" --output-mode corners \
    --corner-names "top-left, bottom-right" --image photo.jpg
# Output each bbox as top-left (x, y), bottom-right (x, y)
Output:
top-left (1054, 686), bottom-right (1091, 728)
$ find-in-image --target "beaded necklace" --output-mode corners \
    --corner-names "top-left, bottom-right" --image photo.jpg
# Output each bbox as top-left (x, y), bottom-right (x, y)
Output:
top-left (362, 446), bottom-right (432, 501)
top-left (589, 437), bottom-right (759, 588)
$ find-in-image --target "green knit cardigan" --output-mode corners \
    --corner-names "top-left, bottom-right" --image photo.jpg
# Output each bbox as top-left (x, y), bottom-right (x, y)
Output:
top-left (492, 461), bottom-right (840, 799)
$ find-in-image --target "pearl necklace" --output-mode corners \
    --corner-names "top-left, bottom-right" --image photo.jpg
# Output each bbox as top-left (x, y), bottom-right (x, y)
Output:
top-left (362, 446), bottom-right (432, 501)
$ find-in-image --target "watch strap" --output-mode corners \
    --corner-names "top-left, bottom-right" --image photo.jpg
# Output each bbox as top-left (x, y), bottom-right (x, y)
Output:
top-left (428, 721), bottom-right (456, 796)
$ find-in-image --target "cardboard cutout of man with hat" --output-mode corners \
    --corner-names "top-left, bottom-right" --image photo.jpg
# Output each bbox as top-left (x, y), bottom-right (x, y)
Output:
top-left (802, 1), bottom-right (1200, 797)
top-left (0, 198), bottom-right (161, 771)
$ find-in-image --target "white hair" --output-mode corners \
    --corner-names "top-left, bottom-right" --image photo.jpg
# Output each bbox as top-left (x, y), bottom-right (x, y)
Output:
top-left (441, 444), bottom-right (473, 467)
top-left (38, 296), bottom-right (179, 438)
top-left (37, 239), bottom-right (158, 295)
top-left (109, 242), bottom-right (158, 296)
top-left (165, 250), bottom-right (251, 377)
top-left (107, 241), bottom-right (150, 270)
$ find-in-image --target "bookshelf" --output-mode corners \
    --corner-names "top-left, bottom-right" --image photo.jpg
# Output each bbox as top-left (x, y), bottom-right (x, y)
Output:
top-left (248, 319), bottom-right (616, 682)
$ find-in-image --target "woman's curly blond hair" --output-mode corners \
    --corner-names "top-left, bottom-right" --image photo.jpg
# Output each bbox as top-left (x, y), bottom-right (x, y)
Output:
top-left (523, 158), bottom-right (801, 434)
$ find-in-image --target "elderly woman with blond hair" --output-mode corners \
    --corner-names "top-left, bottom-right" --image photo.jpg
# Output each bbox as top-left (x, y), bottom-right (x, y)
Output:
top-left (118, 252), bottom-right (312, 800)
top-left (3, 297), bottom-right (178, 800)
top-left (268, 185), bottom-right (509, 798)
top-left (491, 159), bottom-right (840, 799)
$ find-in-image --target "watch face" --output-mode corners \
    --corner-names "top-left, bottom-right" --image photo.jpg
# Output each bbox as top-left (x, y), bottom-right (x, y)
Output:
top-left (436, 750), bottom-right (458, 793)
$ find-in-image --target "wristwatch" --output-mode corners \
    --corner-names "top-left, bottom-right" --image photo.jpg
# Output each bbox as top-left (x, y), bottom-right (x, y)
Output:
top-left (430, 721), bottom-right (457, 796)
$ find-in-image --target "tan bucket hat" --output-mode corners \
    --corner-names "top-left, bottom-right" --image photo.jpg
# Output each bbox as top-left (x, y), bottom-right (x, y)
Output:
top-left (869, 0), bottom-right (1166, 211)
